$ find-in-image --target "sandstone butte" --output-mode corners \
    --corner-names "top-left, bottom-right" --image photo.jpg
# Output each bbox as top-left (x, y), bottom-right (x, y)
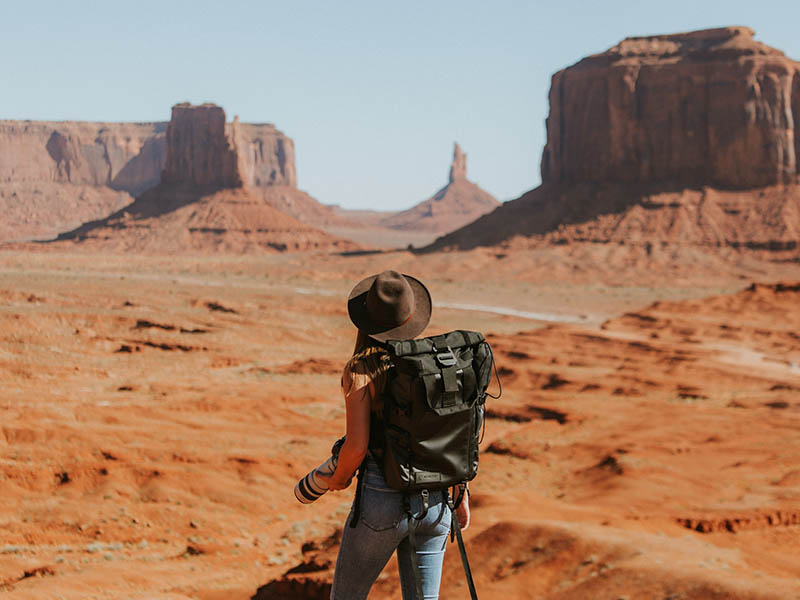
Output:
top-left (40, 104), bottom-right (358, 254)
top-left (0, 104), bottom-right (349, 244)
top-left (377, 143), bottom-right (500, 233)
top-left (429, 27), bottom-right (800, 257)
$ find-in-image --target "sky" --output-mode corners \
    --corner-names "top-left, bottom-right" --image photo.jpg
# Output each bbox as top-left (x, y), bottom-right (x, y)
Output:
top-left (3, 0), bottom-right (799, 211)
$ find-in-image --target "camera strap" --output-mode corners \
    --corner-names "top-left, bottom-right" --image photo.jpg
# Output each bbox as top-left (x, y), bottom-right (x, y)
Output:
top-left (348, 460), bottom-right (366, 528)
top-left (404, 490), bottom-right (428, 600)
top-left (448, 489), bottom-right (479, 600)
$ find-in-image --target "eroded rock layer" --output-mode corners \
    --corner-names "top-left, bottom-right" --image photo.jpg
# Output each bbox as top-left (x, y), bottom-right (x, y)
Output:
top-left (44, 103), bottom-right (356, 254)
top-left (161, 104), bottom-right (240, 188)
top-left (429, 182), bottom-right (800, 254)
top-left (0, 121), bottom-right (166, 241)
top-left (431, 28), bottom-right (800, 257)
top-left (49, 187), bottom-right (358, 254)
top-left (0, 106), bottom-right (306, 241)
top-left (541, 27), bottom-right (800, 189)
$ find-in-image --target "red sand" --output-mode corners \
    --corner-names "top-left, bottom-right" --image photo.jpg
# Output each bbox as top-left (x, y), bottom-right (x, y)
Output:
top-left (1, 251), bottom-right (799, 599)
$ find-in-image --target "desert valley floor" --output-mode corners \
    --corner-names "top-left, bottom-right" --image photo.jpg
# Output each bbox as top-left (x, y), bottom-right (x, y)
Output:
top-left (1, 248), bottom-right (799, 599)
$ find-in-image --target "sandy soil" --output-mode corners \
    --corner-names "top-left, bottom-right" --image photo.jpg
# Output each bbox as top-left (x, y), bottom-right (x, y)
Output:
top-left (1, 249), bottom-right (799, 599)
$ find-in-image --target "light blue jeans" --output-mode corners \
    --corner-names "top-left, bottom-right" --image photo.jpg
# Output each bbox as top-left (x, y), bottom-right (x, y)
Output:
top-left (330, 457), bottom-right (452, 600)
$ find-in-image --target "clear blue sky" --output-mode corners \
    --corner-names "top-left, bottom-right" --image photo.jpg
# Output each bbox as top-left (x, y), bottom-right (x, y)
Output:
top-left (3, 1), bottom-right (799, 210)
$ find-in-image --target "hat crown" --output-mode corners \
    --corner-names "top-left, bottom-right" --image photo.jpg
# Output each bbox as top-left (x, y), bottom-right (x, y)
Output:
top-left (366, 270), bottom-right (414, 328)
top-left (347, 270), bottom-right (431, 342)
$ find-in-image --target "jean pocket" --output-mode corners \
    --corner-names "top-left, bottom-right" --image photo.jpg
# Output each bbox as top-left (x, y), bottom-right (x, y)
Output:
top-left (437, 502), bottom-right (453, 534)
top-left (360, 485), bottom-right (404, 532)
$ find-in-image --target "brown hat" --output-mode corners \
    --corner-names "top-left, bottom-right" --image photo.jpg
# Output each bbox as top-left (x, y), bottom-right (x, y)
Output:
top-left (347, 270), bottom-right (432, 342)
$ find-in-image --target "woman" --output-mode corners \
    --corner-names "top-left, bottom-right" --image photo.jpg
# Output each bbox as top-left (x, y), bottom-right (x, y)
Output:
top-left (321, 270), bottom-right (470, 600)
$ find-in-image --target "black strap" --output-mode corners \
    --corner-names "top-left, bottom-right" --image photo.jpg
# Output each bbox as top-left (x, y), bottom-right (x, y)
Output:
top-left (348, 462), bottom-right (366, 528)
top-left (485, 343), bottom-right (502, 400)
top-left (441, 365), bottom-right (459, 408)
top-left (448, 492), bottom-right (479, 600)
top-left (451, 483), bottom-right (466, 511)
top-left (407, 514), bottom-right (426, 600)
top-left (405, 494), bottom-right (427, 600)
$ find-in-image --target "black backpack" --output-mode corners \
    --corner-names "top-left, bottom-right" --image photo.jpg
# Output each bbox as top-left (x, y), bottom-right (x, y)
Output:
top-left (376, 330), bottom-right (495, 492)
top-left (352, 330), bottom-right (499, 600)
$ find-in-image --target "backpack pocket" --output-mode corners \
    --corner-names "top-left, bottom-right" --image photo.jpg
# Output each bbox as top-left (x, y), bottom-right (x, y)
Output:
top-left (420, 348), bottom-right (478, 415)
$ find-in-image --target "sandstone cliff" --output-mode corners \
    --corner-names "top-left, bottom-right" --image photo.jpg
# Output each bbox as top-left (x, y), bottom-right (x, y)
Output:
top-left (379, 143), bottom-right (500, 233)
top-left (541, 26), bottom-right (800, 188)
top-left (0, 121), bottom-right (166, 241)
top-left (159, 104), bottom-right (299, 190)
top-left (430, 28), bottom-right (800, 258)
top-left (234, 119), bottom-right (297, 189)
top-left (0, 120), bottom-right (166, 193)
top-left (0, 106), bottom-right (317, 241)
top-left (161, 103), bottom-right (240, 187)
top-left (48, 103), bottom-right (356, 254)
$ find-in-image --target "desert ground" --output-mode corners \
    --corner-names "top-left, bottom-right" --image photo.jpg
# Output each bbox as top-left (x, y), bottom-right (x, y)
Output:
top-left (1, 248), bottom-right (799, 599)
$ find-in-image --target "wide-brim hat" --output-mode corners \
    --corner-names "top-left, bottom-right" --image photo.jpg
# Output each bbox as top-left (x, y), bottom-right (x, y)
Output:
top-left (348, 270), bottom-right (432, 342)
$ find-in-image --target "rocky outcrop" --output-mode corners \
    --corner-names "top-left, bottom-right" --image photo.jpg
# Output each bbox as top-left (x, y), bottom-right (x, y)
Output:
top-left (161, 103), bottom-right (240, 187)
top-left (449, 142), bottom-right (467, 183)
top-left (234, 118), bottom-right (297, 189)
top-left (379, 143), bottom-right (500, 233)
top-left (47, 186), bottom-right (359, 254)
top-left (160, 104), bottom-right (303, 191)
top-left (0, 104), bottom-right (310, 241)
top-left (426, 181), bottom-right (800, 255)
top-left (0, 120), bottom-right (166, 241)
top-left (43, 103), bottom-right (357, 254)
top-left (159, 104), bottom-right (299, 190)
top-left (429, 28), bottom-right (800, 258)
top-left (0, 120), bottom-right (166, 194)
top-left (541, 27), bottom-right (800, 189)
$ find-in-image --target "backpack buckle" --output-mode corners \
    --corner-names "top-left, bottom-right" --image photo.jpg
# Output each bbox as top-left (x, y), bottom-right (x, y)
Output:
top-left (436, 347), bottom-right (457, 367)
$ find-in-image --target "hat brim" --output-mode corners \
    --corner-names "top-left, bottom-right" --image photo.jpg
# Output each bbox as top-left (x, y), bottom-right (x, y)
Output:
top-left (347, 273), bottom-right (432, 342)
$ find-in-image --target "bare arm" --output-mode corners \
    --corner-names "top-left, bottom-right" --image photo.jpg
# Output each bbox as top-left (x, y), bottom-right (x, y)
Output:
top-left (325, 381), bottom-right (371, 490)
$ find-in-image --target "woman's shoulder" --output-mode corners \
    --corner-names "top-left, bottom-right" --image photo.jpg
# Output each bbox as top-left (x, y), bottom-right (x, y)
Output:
top-left (342, 345), bottom-right (391, 395)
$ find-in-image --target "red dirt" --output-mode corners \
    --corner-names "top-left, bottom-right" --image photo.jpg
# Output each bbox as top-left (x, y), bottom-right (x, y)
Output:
top-left (33, 186), bottom-right (359, 254)
top-left (1, 251), bottom-right (798, 598)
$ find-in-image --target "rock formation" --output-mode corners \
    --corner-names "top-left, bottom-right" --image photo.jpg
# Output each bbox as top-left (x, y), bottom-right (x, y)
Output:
top-left (449, 142), bottom-right (467, 183)
top-left (379, 143), bottom-right (500, 233)
top-left (429, 28), bottom-right (800, 258)
top-left (159, 104), bottom-right (299, 191)
top-left (0, 120), bottom-right (167, 193)
top-left (48, 103), bottom-right (357, 254)
top-left (541, 26), bottom-right (800, 189)
top-left (0, 104), bottom-right (339, 242)
top-left (161, 103), bottom-right (240, 188)
top-left (0, 121), bottom-right (166, 241)
top-left (233, 117), bottom-right (297, 189)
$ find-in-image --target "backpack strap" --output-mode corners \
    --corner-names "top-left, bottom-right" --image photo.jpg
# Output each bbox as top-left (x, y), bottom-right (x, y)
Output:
top-left (348, 460), bottom-right (366, 529)
top-left (447, 488), bottom-right (479, 600)
top-left (485, 342), bottom-right (502, 400)
top-left (404, 490), bottom-right (429, 600)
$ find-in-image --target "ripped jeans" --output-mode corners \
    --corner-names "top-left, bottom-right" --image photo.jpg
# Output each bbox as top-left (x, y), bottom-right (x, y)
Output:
top-left (330, 457), bottom-right (452, 600)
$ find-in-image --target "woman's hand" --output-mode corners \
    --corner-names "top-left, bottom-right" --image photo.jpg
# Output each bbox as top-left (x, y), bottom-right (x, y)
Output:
top-left (319, 472), bottom-right (353, 491)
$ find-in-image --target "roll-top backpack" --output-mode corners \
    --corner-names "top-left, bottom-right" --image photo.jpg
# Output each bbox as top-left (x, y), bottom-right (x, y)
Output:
top-left (351, 329), bottom-right (500, 600)
top-left (377, 330), bottom-right (493, 491)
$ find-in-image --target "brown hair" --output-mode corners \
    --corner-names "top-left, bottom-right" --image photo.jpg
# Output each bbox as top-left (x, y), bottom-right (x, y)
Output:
top-left (342, 330), bottom-right (390, 412)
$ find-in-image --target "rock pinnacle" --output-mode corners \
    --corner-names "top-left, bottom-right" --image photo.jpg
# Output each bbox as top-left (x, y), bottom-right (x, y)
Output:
top-left (449, 142), bottom-right (467, 183)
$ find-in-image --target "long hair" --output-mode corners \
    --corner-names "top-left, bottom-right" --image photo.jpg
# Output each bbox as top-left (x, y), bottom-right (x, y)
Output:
top-left (352, 329), bottom-right (373, 356)
top-left (344, 330), bottom-right (390, 411)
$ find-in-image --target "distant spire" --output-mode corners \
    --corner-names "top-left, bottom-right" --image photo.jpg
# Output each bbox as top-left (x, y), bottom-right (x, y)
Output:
top-left (448, 142), bottom-right (467, 183)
